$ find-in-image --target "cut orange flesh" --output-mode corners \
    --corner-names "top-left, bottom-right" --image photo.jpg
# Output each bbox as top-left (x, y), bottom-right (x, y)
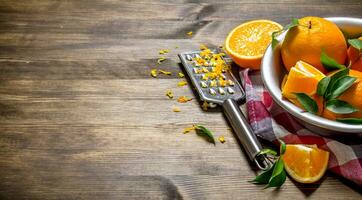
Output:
top-left (282, 60), bottom-right (325, 100)
top-left (282, 144), bottom-right (329, 183)
top-left (225, 20), bottom-right (282, 70)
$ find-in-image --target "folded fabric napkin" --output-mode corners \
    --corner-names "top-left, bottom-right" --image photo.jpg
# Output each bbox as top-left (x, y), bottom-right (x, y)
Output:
top-left (240, 68), bottom-right (362, 186)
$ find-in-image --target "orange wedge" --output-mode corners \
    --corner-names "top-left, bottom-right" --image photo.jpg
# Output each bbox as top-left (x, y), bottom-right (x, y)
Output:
top-left (282, 144), bottom-right (329, 183)
top-left (225, 20), bottom-right (282, 70)
top-left (282, 60), bottom-right (325, 99)
top-left (282, 61), bottom-right (325, 115)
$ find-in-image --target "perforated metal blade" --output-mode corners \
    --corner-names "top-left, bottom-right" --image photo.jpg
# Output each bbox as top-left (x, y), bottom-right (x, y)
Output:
top-left (178, 50), bottom-right (245, 105)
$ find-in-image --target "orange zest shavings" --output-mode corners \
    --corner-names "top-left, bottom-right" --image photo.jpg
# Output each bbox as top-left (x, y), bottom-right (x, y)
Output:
top-left (218, 135), bottom-right (226, 143)
top-left (200, 44), bottom-right (208, 50)
top-left (159, 49), bottom-right (170, 54)
top-left (200, 48), bottom-right (212, 58)
top-left (177, 81), bottom-right (187, 87)
top-left (193, 45), bottom-right (230, 81)
top-left (183, 126), bottom-right (196, 134)
top-left (172, 107), bottom-right (181, 112)
top-left (219, 78), bottom-right (227, 87)
top-left (166, 90), bottom-right (174, 99)
top-left (177, 96), bottom-right (192, 103)
top-left (159, 69), bottom-right (172, 75)
top-left (201, 101), bottom-right (209, 111)
top-left (157, 57), bottom-right (166, 64)
top-left (150, 69), bottom-right (158, 78)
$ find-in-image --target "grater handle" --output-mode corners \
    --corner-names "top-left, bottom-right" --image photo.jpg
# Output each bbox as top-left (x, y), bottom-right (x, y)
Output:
top-left (222, 99), bottom-right (263, 162)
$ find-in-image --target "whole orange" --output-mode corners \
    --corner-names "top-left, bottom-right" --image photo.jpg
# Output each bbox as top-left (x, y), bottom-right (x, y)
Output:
top-left (281, 16), bottom-right (347, 74)
top-left (347, 36), bottom-right (362, 66)
top-left (348, 36), bottom-right (362, 72)
top-left (351, 59), bottom-right (362, 72)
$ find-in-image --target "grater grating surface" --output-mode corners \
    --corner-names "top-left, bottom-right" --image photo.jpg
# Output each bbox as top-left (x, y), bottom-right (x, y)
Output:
top-left (178, 50), bottom-right (245, 105)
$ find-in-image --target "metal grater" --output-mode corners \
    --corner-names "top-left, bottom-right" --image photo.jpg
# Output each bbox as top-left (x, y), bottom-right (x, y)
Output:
top-left (179, 50), bottom-right (273, 170)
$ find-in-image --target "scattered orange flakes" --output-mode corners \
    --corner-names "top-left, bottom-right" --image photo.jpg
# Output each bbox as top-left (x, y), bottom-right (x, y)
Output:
top-left (201, 67), bottom-right (209, 73)
top-left (219, 78), bottom-right (227, 87)
top-left (177, 81), bottom-right (188, 87)
top-left (178, 72), bottom-right (185, 78)
top-left (209, 80), bottom-right (217, 87)
top-left (159, 70), bottom-right (172, 75)
top-left (159, 49), bottom-right (170, 54)
top-left (172, 107), bottom-right (181, 112)
top-left (177, 96), bottom-right (192, 103)
top-left (200, 44), bottom-right (208, 50)
top-left (187, 31), bottom-right (193, 36)
top-left (194, 57), bottom-right (207, 66)
top-left (150, 69), bottom-right (158, 78)
top-left (183, 126), bottom-right (196, 134)
top-left (200, 48), bottom-right (212, 58)
top-left (218, 136), bottom-right (226, 143)
top-left (193, 45), bottom-right (229, 81)
top-left (201, 101), bottom-right (209, 111)
top-left (166, 90), bottom-right (173, 99)
top-left (157, 57), bottom-right (166, 64)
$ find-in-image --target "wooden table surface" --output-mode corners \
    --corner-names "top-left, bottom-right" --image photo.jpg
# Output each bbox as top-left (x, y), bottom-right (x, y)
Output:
top-left (0, 0), bottom-right (361, 199)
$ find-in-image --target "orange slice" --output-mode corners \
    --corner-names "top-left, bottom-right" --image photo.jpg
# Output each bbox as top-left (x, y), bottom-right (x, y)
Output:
top-left (282, 61), bottom-right (325, 100)
top-left (282, 144), bottom-right (329, 183)
top-left (224, 20), bottom-right (282, 70)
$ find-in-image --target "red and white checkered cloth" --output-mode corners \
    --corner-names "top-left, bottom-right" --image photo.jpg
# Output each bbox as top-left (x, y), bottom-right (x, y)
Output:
top-left (240, 68), bottom-right (362, 186)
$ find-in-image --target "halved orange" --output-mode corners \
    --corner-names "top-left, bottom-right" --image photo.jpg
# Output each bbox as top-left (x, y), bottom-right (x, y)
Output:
top-left (225, 20), bottom-right (282, 70)
top-left (282, 144), bottom-right (329, 183)
top-left (281, 61), bottom-right (325, 115)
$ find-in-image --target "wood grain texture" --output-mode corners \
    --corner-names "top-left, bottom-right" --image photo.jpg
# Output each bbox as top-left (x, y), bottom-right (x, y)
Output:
top-left (0, 0), bottom-right (361, 199)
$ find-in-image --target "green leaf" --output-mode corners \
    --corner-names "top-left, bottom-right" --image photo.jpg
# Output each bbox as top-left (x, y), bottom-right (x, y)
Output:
top-left (294, 93), bottom-right (319, 114)
top-left (326, 99), bottom-right (359, 114)
top-left (271, 32), bottom-right (279, 50)
top-left (283, 18), bottom-right (299, 30)
top-left (317, 76), bottom-right (331, 96)
top-left (251, 164), bottom-right (275, 184)
top-left (336, 118), bottom-right (362, 125)
top-left (267, 169), bottom-right (287, 188)
top-left (266, 158), bottom-right (286, 188)
top-left (194, 125), bottom-right (215, 144)
top-left (279, 139), bottom-right (286, 155)
top-left (320, 50), bottom-right (346, 71)
top-left (330, 68), bottom-right (349, 80)
top-left (348, 39), bottom-right (362, 50)
top-left (326, 76), bottom-right (357, 100)
top-left (258, 148), bottom-right (278, 156)
top-left (325, 68), bottom-right (349, 98)
top-left (271, 18), bottom-right (299, 50)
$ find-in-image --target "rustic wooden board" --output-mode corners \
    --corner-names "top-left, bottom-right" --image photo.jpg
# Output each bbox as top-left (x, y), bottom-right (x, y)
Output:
top-left (0, 0), bottom-right (361, 199)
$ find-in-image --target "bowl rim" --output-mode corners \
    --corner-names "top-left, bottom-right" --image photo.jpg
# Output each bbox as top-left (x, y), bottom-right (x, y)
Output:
top-left (261, 17), bottom-right (362, 133)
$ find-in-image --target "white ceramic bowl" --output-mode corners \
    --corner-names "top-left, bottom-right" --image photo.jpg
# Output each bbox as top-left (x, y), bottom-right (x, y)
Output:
top-left (261, 17), bottom-right (362, 136)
